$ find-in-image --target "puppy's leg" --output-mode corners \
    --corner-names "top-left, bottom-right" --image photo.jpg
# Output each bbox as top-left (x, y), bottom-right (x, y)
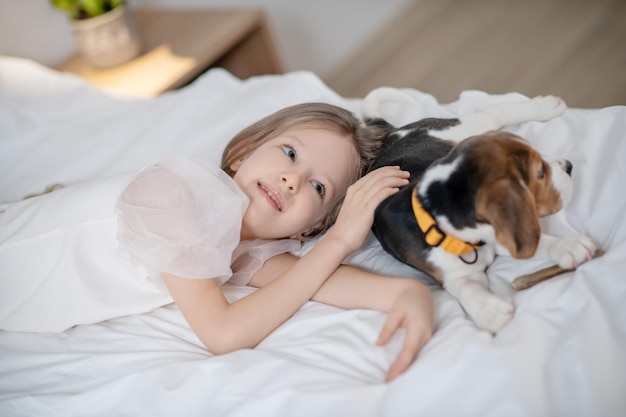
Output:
top-left (534, 233), bottom-right (597, 270)
top-left (434, 96), bottom-right (567, 142)
top-left (443, 272), bottom-right (515, 333)
top-left (482, 95), bottom-right (567, 126)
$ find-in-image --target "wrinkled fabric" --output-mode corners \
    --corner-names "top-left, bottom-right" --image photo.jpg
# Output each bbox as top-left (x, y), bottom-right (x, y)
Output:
top-left (1, 57), bottom-right (624, 417)
top-left (0, 156), bottom-right (299, 333)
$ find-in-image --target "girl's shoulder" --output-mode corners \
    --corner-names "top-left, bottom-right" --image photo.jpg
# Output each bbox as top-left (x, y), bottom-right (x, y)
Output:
top-left (119, 157), bottom-right (246, 209)
top-left (116, 157), bottom-right (249, 283)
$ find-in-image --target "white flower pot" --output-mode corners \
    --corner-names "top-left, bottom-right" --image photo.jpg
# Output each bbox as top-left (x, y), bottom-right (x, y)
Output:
top-left (70, 5), bottom-right (141, 68)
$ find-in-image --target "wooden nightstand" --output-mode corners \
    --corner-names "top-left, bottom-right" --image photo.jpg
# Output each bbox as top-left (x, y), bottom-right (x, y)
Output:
top-left (55, 8), bottom-right (283, 97)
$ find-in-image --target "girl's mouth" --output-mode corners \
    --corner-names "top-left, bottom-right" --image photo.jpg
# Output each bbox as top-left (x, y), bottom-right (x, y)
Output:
top-left (258, 182), bottom-right (284, 212)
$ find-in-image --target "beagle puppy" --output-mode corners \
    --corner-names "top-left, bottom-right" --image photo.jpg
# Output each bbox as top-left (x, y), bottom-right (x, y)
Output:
top-left (363, 88), bottom-right (596, 333)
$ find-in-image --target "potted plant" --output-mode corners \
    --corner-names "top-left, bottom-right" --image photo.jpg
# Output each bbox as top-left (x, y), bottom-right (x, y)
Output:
top-left (51, 0), bottom-right (141, 68)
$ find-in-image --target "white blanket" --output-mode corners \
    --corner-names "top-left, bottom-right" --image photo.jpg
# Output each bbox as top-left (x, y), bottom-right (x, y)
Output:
top-left (0, 56), bottom-right (624, 417)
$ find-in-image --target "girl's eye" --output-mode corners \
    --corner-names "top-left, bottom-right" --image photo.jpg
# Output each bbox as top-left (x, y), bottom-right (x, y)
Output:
top-left (312, 181), bottom-right (325, 198)
top-left (281, 145), bottom-right (296, 161)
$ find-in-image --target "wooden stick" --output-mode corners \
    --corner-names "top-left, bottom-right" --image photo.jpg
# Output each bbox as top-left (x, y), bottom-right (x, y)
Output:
top-left (512, 249), bottom-right (604, 291)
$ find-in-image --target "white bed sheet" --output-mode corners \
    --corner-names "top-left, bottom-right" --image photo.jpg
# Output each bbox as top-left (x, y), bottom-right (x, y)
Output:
top-left (0, 56), bottom-right (625, 417)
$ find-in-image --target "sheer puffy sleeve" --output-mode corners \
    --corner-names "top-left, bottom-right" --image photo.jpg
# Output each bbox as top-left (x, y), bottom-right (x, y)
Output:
top-left (115, 157), bottom-right (248, 284)
top-left (228, 238), bottom-right (302, 286)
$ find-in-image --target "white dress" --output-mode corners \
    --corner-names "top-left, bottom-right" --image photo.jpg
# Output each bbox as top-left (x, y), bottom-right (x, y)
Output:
top-left (0, 158), bottom-right (300, 333)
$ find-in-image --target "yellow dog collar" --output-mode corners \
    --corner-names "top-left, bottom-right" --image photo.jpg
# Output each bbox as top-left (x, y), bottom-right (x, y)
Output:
top-left (411, 188), bottom-right (482, 258)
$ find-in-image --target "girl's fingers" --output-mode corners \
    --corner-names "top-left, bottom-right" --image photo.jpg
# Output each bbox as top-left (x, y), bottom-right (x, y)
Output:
top-left (346, 167), bottom-right (409, 206)
top-left (352, 166), bottom-right (404, 187)
top-left (385, 344), bottom-right (414, 382)
top-left (376, 291), bottom-right (431, 383)
top-left (376, 310), bottom-right (401, 346)
top-left (356, 166), bottom-right (409, 189)
top-left (384, 325), bottom-right (424, 383)
top-left (332, 166), bottom-right (410, 249)
top-left (376, 311), bottom-right (414, 382)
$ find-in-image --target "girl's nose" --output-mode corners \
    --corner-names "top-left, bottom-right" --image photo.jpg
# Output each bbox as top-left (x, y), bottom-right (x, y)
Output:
top-left (281, 172), bottom-right (300, 192)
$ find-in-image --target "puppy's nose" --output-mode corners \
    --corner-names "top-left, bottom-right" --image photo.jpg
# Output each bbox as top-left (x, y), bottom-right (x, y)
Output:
top-left (564, 160), bottom-right (573, 176)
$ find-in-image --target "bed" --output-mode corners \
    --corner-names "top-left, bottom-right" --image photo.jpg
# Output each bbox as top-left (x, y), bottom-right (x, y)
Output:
top-left (0, 56), bottom-right (624, 417)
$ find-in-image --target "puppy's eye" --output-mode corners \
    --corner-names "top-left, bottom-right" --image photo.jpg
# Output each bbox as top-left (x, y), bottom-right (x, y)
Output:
top-left (537, 169), bottom-right (545, 179)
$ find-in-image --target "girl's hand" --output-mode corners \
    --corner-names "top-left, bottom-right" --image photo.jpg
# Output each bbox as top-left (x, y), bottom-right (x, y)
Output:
top-left (376, 281), bottom-right (433, 382)
top-left (329, 166), bottom-right (409, 252)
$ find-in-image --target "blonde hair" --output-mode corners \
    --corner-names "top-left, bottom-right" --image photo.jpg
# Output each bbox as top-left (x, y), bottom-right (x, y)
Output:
top-left (221, 102), bottom-right (384, 239)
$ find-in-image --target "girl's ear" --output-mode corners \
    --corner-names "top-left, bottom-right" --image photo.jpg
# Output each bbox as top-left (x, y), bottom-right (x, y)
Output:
top-left (229, 157), bottom-right (244, 173)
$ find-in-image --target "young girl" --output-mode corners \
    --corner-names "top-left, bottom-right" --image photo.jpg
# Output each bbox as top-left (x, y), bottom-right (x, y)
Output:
top-left (0, 103), bottom-right (433, 382)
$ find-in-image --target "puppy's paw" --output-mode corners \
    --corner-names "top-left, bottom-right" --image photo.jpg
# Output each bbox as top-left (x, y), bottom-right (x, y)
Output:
top-left (548, 235), bottom-right (597, 270)
top-left (472, 295), bottom-right (515, 334)
top-left (529, 95), bottom-right (567, 120)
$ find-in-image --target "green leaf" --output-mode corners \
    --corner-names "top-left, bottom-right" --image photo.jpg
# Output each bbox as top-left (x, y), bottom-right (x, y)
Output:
top-left (79, 0), bottom-right (105, 17)
top-left (109, 0), bottom-right (124, 9)
top-left (51, 0), bottom-right (123, 19)
top-left (51, 0), bottom-right (79, 19)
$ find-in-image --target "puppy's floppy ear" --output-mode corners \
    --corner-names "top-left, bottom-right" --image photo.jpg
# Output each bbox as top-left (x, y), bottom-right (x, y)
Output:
top-left (477, 179), bottom-right (541, 259)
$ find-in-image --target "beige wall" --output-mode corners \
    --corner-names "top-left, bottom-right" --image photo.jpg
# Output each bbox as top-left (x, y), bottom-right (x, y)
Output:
top-left (0, 0), bottom-right (412, 78)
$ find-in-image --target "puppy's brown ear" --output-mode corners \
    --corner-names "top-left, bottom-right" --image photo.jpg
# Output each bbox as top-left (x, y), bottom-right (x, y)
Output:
top-left (477, 179), bottom-right (541, 259)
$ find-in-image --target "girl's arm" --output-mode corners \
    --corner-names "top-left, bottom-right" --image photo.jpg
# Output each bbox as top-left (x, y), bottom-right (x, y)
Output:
top-left (250, 253), bottom-right (434, 382)
top-left (162, 234), bottom-right (352, 354)
top-left (162, 166), bottom-right (409, 356)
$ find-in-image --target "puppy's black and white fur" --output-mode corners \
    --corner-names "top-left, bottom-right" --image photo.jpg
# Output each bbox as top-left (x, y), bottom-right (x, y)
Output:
top-left (364, 88), bottom-right (596, 333)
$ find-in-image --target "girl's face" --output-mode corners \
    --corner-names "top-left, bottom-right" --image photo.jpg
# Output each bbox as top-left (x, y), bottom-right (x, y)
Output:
top-left (231, 126), bottom-right (358, 241)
